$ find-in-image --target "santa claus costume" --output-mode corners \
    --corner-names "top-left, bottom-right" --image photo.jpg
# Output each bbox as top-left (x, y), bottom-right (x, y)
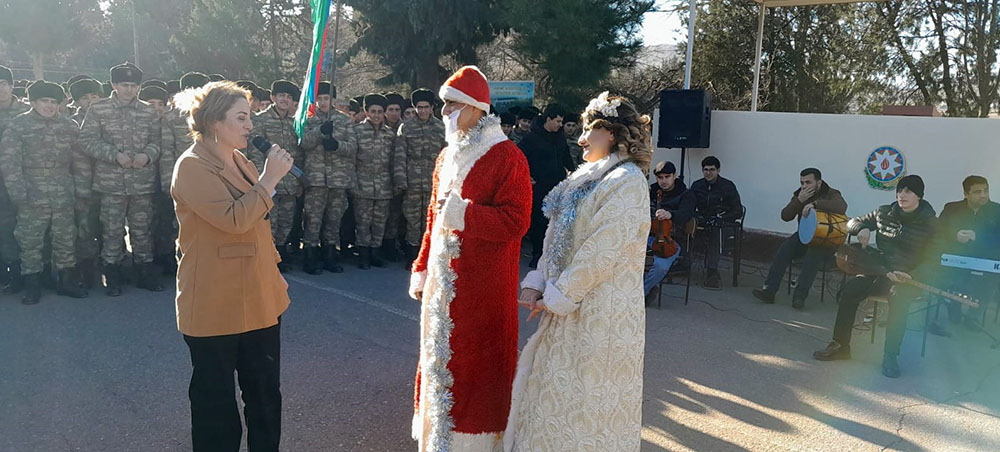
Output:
top-left (408, 66), bottom-right (533, 452)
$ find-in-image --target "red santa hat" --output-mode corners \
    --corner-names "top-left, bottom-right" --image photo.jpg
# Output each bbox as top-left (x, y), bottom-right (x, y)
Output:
top-left (439, 66), bottom-right (491, 112)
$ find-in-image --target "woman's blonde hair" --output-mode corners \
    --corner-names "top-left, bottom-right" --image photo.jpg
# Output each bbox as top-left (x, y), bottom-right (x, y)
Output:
top-left (172, 81), bottom-right (252, 141)
top-left (580, 94), bottom-right (652, 172)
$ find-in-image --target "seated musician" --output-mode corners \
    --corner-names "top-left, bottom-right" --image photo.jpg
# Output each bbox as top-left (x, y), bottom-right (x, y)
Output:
top-left (753, 168), bottom-right (847, 309)
top-left (928, 175), bottom-right (1000, 336)
top-left (645, 161), bottom-right (695, 304)
top-left (690, 156), bottom-right (742, 289)
top-left (813, 175), bottom-right (937, 378)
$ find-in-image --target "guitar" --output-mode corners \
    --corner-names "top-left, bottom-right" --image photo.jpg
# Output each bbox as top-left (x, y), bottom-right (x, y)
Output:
top-left (835, 244), bottom-right (980, 309)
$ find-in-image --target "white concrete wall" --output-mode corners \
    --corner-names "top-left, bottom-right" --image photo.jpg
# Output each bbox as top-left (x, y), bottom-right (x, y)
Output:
top-left (651, 110), bottom-right (1000, 234)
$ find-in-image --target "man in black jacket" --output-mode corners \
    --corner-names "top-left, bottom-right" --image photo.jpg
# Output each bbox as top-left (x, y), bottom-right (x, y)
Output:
top-left (690, 156), bottom-right (742, 289)
top-left (814, 175), bottom-right (937, 378)
top-left (645, 161), bottom-right (696, 302)
top-left (928, 175), bottom-right (1000, 336)
top-left (519, 104), bottom-right (576, 268)
top-left (753, 168), bottom-right (848, 309)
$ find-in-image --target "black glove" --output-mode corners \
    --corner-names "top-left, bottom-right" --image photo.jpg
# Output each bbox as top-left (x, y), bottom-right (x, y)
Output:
top-left (320, 121), bottom-right (334, 136)
top-left (322, 136), bottom-right (339, 151)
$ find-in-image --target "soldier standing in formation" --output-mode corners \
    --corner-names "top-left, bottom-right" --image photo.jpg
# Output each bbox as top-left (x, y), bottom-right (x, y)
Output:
top-left (79, 62), bottom-right (165, 296)
top-left (381, 92), bottom-right (408, 260)
top-left (0, 65), bottom-right (30, 294)
top-left (394, 88), bottom-right (445, 266)
top-left (300, 81), bottom-right (358, 274)
top-left (249, 80), bottom-right (304, 272)
top-left (353, 93), bottom-right (401, 269)
top-left (563, 112), bottom-right (584, 166)
top-left (68, 78), bottom-right (105, 288)
top-left (0, 81), bottom-right (88, 304)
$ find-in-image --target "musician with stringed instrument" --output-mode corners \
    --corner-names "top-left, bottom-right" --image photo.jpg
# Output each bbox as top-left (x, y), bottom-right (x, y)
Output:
top-left (753, 168), bottom-right (847, 309)
top-left (644, 161), bottom-right (695, 304)
top-left (813, 175), bottom-right (937, 378)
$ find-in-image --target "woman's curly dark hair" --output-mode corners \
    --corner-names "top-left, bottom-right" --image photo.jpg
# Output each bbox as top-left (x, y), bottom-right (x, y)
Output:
top-left (580, 94), bottom-right (652, 172)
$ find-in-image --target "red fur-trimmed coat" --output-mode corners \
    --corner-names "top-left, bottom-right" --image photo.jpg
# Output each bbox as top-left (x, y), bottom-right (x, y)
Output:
top-left (408, 116), bottom-right (532, 451)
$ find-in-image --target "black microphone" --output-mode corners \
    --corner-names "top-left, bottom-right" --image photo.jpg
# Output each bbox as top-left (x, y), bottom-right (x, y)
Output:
top-left (251, 136), bottom-right (303, 179)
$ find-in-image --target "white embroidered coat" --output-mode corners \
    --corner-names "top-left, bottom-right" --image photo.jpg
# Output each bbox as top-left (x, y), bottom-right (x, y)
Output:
top-left (504, 153), bottom-right (650, 452)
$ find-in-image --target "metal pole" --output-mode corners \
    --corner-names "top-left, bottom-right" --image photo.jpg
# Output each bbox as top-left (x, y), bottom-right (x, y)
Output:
top-left (683, 0), bottom-right (697, 89)
top-left (329, 0), bottom-right (342, 84)
top-left (131, 0), bottom-right (140, 68)
top-left (751, 3), bottom-right (766, 112)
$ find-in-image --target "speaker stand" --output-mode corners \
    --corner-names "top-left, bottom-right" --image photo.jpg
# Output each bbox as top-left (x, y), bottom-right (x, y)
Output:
top-left (680, 147), bottom-right (687, 180)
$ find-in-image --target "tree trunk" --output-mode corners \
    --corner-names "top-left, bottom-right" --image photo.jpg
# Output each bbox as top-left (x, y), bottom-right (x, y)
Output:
top-left (414, 56), bottom-right (440, 91)
top-left (31, 53), bottom-right (44, 80)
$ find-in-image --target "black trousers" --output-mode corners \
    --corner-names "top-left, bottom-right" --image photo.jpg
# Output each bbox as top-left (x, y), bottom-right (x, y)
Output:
top-left (763, 234), bottom-right (832, 300)
top-left (832, 276), bottom-right (917, 357)
top-left (529, 182), bottom-right (556, 259)
top-left (184, 321), bottom-right (281, 452)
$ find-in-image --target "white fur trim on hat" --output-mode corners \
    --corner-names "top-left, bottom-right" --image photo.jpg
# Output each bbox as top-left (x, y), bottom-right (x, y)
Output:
top-left (439, 85), bottom-right (490, 113)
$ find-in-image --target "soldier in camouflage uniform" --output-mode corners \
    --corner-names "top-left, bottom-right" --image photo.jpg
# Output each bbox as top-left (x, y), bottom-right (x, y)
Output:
top-left (563, 112), bottom-right (584, 166)
top-left (381, 92), bottom-right (408, 261)
top-left (353, 93), bottom-right (401, 269)
top-left (0, 65), bottom-right (30, 293)
top-left (0, 81), bottom-right (89, 304)
top-left (246, 80), bottom-right (304, 272)
top-left (299, 81), bottom-right (357, 274)
top-left (508, 107), bottom-right (536, 144)
top-left (395, 88), bottom-right (446, 266)
top-left (156, 72), bottom-right (209, 276)
top-left (68, 78), bottom-right (105, 288)
top-left (79, 62), bottom-right (165, 296)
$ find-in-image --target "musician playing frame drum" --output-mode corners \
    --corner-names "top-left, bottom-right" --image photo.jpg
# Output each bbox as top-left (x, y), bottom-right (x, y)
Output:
top-left (752, 168), bottom-right (847, 309)
top-left (813, 175), bottom-right (937, 379)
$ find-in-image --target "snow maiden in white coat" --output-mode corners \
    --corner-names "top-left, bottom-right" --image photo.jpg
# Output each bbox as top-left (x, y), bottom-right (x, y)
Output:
top-left (504, 93), bottom-right (653, 452)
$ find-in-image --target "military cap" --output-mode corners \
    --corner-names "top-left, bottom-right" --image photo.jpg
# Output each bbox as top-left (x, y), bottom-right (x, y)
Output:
top-left (235, 80), bottom-right (258, 91)
top-left (12, 87), bottom-right (26, 98)
top-left (410, 88), bottom-right (435, 106)
top-left (316, 81), bottom-right (335, 98)
top-left (141, 79), bottom-right (167, 90)
top-left (384, 92), bottom-right (406, 108)
top-left (517, 107), bottom-right (538, 121)
top-left (209, 74), bottom-right (225, 81)
top-left (69, 78), bottom-right (102, 101)
top-left (180, 72), bottom-right (210, 90)
top-left (166, 80), bottom-right (181, 95)
top-left (0, 65), bottom-right (11, 84)
top-left (110, 62), bottom-right (143, 84)
top-left (139, 86), bottom-right (168, 103)
top-left (349, 97), bottom-right (361, 113)
top-left (499, 112), bottom-right (516, 126)
top-left (27, 80), bottom-right (66, 103)
top-left (261, 89), bottom-right (272, 99)
top-left (363, 93), bottom-right (388, 110)
top-left (563, 112), bottom-right (580, 124)
top-left (101, 82), bottom-right (112, 97)
top-left (270, 80), bottom-right (300, 99)
top-left (66, 74), bottom-right (93, 87)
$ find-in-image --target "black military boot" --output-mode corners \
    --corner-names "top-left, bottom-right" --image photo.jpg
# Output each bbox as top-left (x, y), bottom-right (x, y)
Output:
top-left (56, 268), bottom-right (88, 299)
top-left (323, 246), bottom-right (344, 274)
top-left (358, 247), bottom-right (371, 270)
top-left (159, 254), bottom-right (178, 276)
top-left (3, 261), bottom-right (24, 294)
top-left (137, 263), bottom-right (165, 292)
top-left (103, 264), bottom-right (123, 297)
top-left (403, 244), bottom-right (418, 269)
top-left (379, 240), bottom-right (399, 263)
top-left (303, 247), bottom-right (323, 275)
top-left (76, 258), bottom-right (97, 290)
top-left (21, 273), bottom-right (41, 305)
top-left (276, 245), bottom-right (291, 273)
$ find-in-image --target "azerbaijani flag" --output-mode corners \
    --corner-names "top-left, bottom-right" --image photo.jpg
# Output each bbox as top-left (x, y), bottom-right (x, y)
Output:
top-left (294, 0), bottom-right (333, 141)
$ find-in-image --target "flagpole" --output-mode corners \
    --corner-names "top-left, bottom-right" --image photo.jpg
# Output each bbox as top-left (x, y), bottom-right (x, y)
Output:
top-left (329, 0), bottom-right (342, 85)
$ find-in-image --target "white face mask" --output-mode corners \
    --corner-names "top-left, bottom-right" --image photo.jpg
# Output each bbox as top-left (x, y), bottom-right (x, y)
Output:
top-left (444, 106), bottom-right (466, 144)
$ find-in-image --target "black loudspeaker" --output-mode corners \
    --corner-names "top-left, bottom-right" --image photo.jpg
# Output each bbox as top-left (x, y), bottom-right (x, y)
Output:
top-left (657, 89), bottom-right (712, 148)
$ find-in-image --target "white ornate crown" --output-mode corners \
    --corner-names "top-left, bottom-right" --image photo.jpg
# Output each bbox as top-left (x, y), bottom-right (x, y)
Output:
top-left (586, 91), bottom-right (621, 118)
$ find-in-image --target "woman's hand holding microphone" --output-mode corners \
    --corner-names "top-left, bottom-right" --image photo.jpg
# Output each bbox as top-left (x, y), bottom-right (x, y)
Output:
top-left (260, 145), bottom-right (294, 193)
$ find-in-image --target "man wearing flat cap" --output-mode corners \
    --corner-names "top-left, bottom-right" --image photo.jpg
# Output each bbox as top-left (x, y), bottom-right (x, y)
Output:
top-left (68, 77), bottom-right (106, 287)
top-left (394, 88), bottom-right (446, 267)
top-left (0, 81), bottom-right (89, 304)
top-left (247, 80), bottom-right (304, 270)
top-left (298, 81), bottom-right (358, 274)
top-left (0, 65), bottom-right (30, 293)
top-left (352, 93), bottom-right (403, 269)
top-left (79, 62), bottom-right (165, 296)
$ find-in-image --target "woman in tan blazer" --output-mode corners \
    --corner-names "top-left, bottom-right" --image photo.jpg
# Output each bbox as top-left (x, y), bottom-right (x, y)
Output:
top-left (170, 81), bottom-right (293, 452)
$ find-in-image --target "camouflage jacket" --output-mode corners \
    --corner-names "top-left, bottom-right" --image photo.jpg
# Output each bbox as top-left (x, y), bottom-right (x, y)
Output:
top-left (160, 108), bottom-right (193, 193)
top-left (0, 97), bottom-right (30, 196)
top-left (354, 119), bottom-right (400, 200)
top-left (79, 93), bottom-right (162, 195)
top-left (70, 109), bottom-right (97, 198)
top-left (509, 127), bottom-right (529, 145)
top-left (247, 105), bottom-right (303, 196)
top-left (566, 134), bottom-right (584, 167)
top-left (0, 110), bottom-right (79, 207)
top-left (394, 116), bottom-right (445, 192)
top-left (300, 109), bottom-right (358, 189)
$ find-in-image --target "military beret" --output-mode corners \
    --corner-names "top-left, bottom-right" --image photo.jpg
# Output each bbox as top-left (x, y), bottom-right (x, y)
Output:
top-left (384, 92), bottom-right (406, 108)
top-left (141, 79), bottom-right (167, 90)
top-left (0, 65), bottom-right (11, 84)
top-left (410, 88), bottom-right (435, 105)
top-left (166, 80), bottom-right (181, 95)
top-left (69, 78), bottom-right (102, 101)
top-left (363, 93), bottom-right (388, 110)
top-left (316, 81), bottom-right (336, 98)
top-left (27, 80), bottom-right (66, 103)
top-left (139, 86), bottom-right (168, 103)
top-left (209, 74), bottom-right (225, 81)
top-left (270, 80), bottom-right (301, 99)
top-left (500, 112), bottom-right (516, 126)
top-left (180, 72), bottom-right (210, 90)
top-left (110, 62), bottom-right (143, 84)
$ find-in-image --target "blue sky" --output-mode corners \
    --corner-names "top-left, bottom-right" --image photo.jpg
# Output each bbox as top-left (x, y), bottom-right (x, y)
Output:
top-left (640, 0), bottom-right (687, 47)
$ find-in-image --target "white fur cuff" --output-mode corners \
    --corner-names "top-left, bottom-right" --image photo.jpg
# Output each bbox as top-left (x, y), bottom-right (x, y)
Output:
top-left (521, 270), bottom-right (546, 292)
top-left (542, 279), bottom-right (579, 316)
top-left (409, 271), bottom-right (427, 301)
top-left (441, 192), bottom-right (469, 232)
